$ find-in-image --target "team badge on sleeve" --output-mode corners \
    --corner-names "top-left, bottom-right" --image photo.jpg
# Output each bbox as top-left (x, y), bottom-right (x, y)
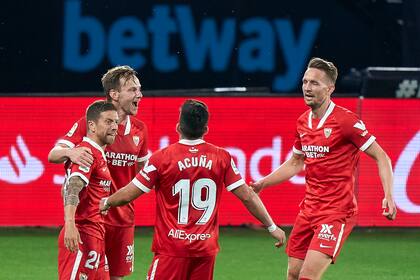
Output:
top-left (79, 165), bottom-right (90, 173)
top-left (66, 122), bottom-right (78, 137)
top-left (231, 158), bottom-right (240, 175)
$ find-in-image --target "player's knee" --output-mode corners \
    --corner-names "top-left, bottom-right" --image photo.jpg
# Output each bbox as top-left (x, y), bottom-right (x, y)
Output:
top-left (287, 267), bottom-right (300, 280)
top-left (299, 266), bottom-right (319, 280)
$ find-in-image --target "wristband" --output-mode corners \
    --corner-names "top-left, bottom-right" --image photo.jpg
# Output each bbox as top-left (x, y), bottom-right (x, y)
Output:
top-left (103, 197), bottom-right (111, 209)
top-left (267, 224), bottom-right (277, 233)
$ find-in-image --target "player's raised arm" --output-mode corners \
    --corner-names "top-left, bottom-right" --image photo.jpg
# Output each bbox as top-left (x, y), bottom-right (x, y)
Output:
top-left (48, 144), bottom-right (94, 166)
top-left (100, 182), bottom-right (145, 211)
top-left (232, 184), bottom-right (286, 247)
top-left (48, 118), bottom-right (94, 166)
top-left (251, 152), bottom-right (304, 194)
top-left (63, 176), bottom-right (86, 253)
top-left (364, 141), bottom-right (397, 220)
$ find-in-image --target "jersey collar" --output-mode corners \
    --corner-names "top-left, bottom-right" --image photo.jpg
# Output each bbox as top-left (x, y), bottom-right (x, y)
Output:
top-left (82, 137), bottom-right (107, 161)
top-left (179, 139), bottom-right (205, 146)
top-left (308, 101), bottom-right (335, 129)
top-left (124, 116), bottom-right (131, 135)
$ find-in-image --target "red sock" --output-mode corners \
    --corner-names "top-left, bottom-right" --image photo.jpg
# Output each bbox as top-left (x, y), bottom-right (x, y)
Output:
top-left (299, 278), bottom-right (312, 280)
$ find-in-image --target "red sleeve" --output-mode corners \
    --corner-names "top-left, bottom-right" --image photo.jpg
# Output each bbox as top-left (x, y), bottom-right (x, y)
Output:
top-left (57, 117), bottom-right (87, 148)
top-left (340, 111), bottom-right (376, 151)
top-left (132, 151), bottom-right (160, 193)
top-left (137, 122), bottom-right (150, 162)
top-left (224, 151), bottom-right (245, 192)
top-left (293, 127), bottom-right (304, 155)
top-left (67, 152), bottom-right (95, 185)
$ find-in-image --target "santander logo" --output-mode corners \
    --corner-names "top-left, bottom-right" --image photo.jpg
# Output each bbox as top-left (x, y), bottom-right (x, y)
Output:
top-left (0, 135), bottom-right (44, 184)
top-left (394, 131), bottom-right (420, 213)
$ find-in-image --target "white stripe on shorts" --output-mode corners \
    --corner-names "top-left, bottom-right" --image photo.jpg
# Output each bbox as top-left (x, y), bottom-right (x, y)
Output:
top-left (333, 224), bottom-right (345, 258)
top-left (149, 258), bottom-right (159, 280)
top-left (70, 250), bottom-right (83, 280)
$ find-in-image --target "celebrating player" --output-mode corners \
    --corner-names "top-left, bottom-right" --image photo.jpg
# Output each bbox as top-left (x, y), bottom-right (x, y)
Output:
top-left (58, 101), bottom-right (118, 279)
top-left (251, 57), bottom-right (397, 280)
top-left (100, 99), bottom-right (286, 280)
top-left (49, 66), bottom-right (149, 279)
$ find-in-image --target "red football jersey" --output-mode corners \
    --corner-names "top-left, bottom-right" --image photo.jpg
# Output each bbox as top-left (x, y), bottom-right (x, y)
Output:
top-left (66, 137), bottom-right (112, 240)
top-left (293, 102), bottom-right (376, 218)
top-left (132, 139), bottom-right (244, 257)
top-left (58, 116), bottom-right (150, 227)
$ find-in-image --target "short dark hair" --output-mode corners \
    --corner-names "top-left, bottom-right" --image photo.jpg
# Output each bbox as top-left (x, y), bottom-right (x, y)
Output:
top-left (179, 99), bottom-right (209, 139)
top-left (101, 65), bottom-right (138, 101)
top-left (86, 100), bottom-right (117, 123)
top-left (308, 57), bottom-right (338, 84)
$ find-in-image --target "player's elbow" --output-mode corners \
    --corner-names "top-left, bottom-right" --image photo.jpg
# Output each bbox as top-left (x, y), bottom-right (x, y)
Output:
top-left (239, 188), bottom-right (257, 206)
top-left (47, 149), bottom-right (60, 163)
top-left (48, 146), bottom-right (69, 163)
top-left (376, 149), bottom-right (391, 165)
top-left (293, 157), bottom-right (305, 170)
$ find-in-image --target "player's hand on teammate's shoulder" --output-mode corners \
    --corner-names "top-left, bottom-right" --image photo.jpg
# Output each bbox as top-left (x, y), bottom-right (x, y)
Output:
top-left (69, 146), bottom-right (93, 167)
top-left (382, 197), bottom-right (397, 220)
top-left (270, 226), bottom-right (287, 248)
top-left (249, 180), bottom-right (265, 194)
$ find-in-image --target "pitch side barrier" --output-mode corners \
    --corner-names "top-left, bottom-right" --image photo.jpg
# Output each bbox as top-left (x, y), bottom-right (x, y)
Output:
top-left (0, 93), bottom-right (418, 227)
top-left (361, 67), bottom-right (420, 99)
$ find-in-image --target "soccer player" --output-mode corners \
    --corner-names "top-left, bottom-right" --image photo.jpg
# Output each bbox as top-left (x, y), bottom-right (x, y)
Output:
top-left (58, 101), bottom-right (118, 279)
top-left (99, 99), bottom-right (287, 280)
top-left (48, 66), bottom-right (149, 280)
top-left (251, 57), bottom-right (397, 280)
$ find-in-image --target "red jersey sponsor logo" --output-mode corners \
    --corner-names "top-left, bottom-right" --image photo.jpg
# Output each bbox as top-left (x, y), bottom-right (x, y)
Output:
top-left (301, 145), bottom-right (330, 158)
top-left (168, 228), bottom-right (212, 243)
top-left (105, 151), bottom-right (138, 167)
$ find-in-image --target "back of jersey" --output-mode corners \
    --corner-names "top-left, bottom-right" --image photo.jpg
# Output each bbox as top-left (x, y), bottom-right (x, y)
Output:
top-left (133, 139), bottom-right (244, 257)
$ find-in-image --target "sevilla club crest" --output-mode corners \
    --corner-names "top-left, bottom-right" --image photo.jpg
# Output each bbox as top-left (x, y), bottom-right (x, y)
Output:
top-left (133, 136), bottom-right (140, 146)
top-left (324, 128), bottom-right (332, 138)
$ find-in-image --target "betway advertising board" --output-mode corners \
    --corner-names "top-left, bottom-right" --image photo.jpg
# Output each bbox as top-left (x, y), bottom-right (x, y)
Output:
top-left (3, 1), bottom-right (402, 93)
top-left (0, 97), bottom-right (418, 226)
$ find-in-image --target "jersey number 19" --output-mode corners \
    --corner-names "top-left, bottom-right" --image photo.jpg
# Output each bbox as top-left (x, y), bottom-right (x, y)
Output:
top-left (173, 178), bottom-right (216, 225)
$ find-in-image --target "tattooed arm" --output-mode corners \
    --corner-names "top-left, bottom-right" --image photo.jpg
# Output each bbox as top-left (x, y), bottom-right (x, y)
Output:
top-left (63, 176), bottom-right (86, 253)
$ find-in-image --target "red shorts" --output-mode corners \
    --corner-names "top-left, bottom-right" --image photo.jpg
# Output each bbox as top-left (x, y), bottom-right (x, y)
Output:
top-left (104, 224), bottom-right (135, 277)
top-left (146, 254), bottom-right (216, 280)
top-left (286, 212), bottom-right (357, 263)
top-left (58, 227), bottom-right (108, 280)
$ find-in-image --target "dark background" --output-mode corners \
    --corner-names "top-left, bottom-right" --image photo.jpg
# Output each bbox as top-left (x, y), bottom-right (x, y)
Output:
top-left (1, 0), bottom-right (418, 94)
